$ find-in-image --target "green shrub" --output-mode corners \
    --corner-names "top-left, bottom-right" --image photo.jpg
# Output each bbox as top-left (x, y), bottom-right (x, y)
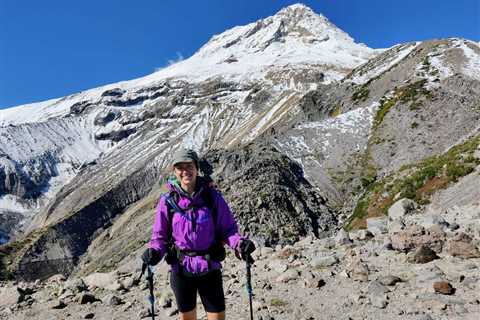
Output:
top-left (352, 86), bottom-right (370, 103)
top-left (270, 298), bottom-right (288, 307)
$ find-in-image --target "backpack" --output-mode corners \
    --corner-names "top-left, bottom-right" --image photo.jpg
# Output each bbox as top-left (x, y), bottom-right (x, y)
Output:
top-left (163, 185), bottom-right (226, 270)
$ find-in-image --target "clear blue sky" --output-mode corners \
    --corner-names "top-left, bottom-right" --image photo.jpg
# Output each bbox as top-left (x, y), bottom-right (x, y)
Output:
top-left (1, 0), bottom-right (479, 109)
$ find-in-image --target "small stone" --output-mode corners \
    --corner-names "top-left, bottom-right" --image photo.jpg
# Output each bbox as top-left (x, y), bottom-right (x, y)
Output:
top-left (334, 229), bottom-right (352, 245)
top-left (50, 299), bottom-right (67, 309)
top-left (260, 247), bottom-right (274, 256)
top-left (365, 280), bottom-right (390, 296)
top-left (78, 293), bottom-right (98, 304)
top-left (269, 260), bottom-right (288, 273)
top-left (83, 312), bottom-right (95, 319)
top-left (275, 269), bottom-right (299, 283)
top-left (158, 292), bottom-right (173, 308)
top-left (371, 295), bottom-right (388, 309)
top-left (433, 281), bottom-right (455, 295)
top-left (351, 262), bottom-right (369, 282)
top-left (311, 255), bottom-right (338, 268)
top-left (377, 275), bottom-right (402, 286)
top-left (102, 294), bottom-right (123, 306)
top-left (357, 230), bottom-right (374, 241)
top-left (407, 245), bottom-right (439, 264)
top-left (166, 308), bottom-right (179, 317)
top-left (121, 277), bottom-right (135, 290)
top-left (64, 278), bottom-right (88, 293)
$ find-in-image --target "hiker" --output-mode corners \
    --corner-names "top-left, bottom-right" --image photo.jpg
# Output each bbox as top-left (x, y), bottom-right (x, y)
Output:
top-left (142, 148), bottom-right (256, 320)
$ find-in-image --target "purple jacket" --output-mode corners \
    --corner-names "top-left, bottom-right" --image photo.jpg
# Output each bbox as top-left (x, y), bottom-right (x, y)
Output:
top-left (149, 177), bottom-right (243, 274)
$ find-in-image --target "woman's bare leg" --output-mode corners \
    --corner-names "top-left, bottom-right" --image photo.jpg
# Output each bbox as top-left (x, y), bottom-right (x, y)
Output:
top-left (179, 309), bottom-right (197, 320)
top-left (206, 311), bottom-right (225, 320)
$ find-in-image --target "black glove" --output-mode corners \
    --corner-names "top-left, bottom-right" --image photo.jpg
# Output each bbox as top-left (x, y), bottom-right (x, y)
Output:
top-left (141, 248), bottom-right (161, 266)
top-left (239, 239), bottom-right (256, 263)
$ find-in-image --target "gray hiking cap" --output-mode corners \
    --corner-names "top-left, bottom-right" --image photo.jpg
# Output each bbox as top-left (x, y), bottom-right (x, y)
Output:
top-left (171, 148), bottom-right (199, 167)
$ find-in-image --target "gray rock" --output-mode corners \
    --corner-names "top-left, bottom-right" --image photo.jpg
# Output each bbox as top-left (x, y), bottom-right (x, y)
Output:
top-left (415, 267), bottom-right (445, 289)
top-left (158, 292), bottom-right (173, 309)
top-left (387, 219), bottom-right (405, 234)
top-left (388, 198), bottom-right (415, 220)
top-left (275, 269), bottom-right (299, 283)
top-left (407, 245), bottom-right (439, 264)
top-left (260, 247), bottom-right (274, 256)
top-left (446, 232), bottom-right (480, 258)
top-left (49, 299), bottom-right (67, 309)
top-left (334, 229), bottom-right (352, 245)
top-left (120, 277), bottom-right (135, 290)
top-left (421, 214), bottom-right (448, 229)
top-left (83, 272), bottom-right (123, 291)
top-left (364, 280), bottom-right (390, 296)
top-left (269, 260), bottom-right (288, 273)
top-left (0, 286), bottom-right (24, 307)
top-left (311, 255), bottom-right (339, 268)
top-left (366, 217), bottom-right (388, 235)
top-left (102, 294), bottom-right (123, 306)
top-left (351, 262), bottom-right (369, 282)
top-left (370, 294), bottom-right (388, 309)
top-left (64, 278), bottom-right (88, 293)
top-left (377, 275), bottom-right (402, 286)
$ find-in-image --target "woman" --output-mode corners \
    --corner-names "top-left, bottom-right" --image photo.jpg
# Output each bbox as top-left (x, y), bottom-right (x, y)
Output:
top-left (142, 148), bottom-right (255, 320)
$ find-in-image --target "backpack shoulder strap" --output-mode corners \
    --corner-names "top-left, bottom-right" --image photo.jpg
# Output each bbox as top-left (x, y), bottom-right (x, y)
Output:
top-left (202, 186), bottom-right (221, 240)
top-left (164, 191), bottom-right (181, 240)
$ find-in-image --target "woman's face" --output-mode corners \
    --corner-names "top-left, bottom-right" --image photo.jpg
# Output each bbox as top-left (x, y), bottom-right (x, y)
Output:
top-left (173, 161), bottom-right (198, 190)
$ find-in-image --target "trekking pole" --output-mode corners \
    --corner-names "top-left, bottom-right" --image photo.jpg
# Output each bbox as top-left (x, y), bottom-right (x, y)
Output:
top-left (146, 265), bottom-right (156, 320)
top-left (138, 262), bottom-right (156, 320)
top-left (245, 256), bottom-right (254, 320)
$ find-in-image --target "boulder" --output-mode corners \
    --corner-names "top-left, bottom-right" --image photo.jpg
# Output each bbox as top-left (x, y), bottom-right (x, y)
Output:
top-left (446, 233), bottom-right (480, 258)
top-left (407, 245), bottom-right (439, 264)
top-left (0, 286), bottom-right (24, 307)
top-left (366, 217), bottom-right (388, 235)
top-left (83, 272), bottom-right (123, 291)
top-left (64, 278), bottom-right (88, 294)
top-left (391, 225), bottom-right (445, 253)
top-left (388, 198), bottom-right (415, 220)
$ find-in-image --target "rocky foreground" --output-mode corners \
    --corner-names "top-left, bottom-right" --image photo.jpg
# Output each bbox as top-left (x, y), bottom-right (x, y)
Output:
top-left (1, 197), bottom-right (480, 320)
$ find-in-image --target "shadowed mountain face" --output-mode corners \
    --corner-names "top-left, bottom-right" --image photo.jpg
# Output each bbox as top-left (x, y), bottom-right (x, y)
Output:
top-left (0, 5), bottom-right (479, 280)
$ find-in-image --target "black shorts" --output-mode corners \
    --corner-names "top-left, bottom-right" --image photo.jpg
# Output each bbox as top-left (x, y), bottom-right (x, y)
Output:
top-left (170, 269), bottom-right (225, 313)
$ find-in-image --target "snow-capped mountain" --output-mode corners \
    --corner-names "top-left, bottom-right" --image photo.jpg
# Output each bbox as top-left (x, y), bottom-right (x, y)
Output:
top-left (0, 3), bottom-right (378, 242)
top-left (1, 4), bottom-right (480, 281)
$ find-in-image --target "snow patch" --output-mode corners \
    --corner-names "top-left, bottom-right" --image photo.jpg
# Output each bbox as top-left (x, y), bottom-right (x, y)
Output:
top-left (457, 40), bottom-right (480, 81)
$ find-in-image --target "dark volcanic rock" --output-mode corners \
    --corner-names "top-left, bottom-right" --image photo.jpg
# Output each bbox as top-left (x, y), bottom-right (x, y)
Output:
top-left (203, 141), bottom-right (337, 246)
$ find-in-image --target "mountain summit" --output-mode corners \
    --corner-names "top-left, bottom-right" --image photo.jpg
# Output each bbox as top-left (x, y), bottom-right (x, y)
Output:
top-left (138, 3), bottom-right (377, 84)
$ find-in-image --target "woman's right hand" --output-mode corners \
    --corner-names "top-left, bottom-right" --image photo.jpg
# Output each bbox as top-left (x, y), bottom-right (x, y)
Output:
top-left (142, 248), bottom-right (161, 266)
